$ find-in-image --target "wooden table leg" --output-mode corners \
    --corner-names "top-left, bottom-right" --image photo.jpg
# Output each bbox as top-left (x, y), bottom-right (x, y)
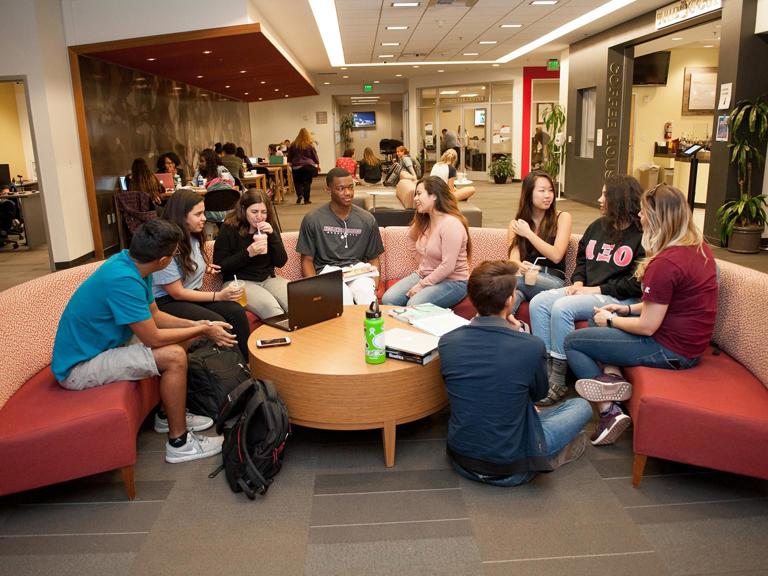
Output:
top-left (275, 169), bottom-right (284, 203)
top-left (285, 166), bottom-right (296, 197)
top-left (382, 421), bottom-right (396, 467)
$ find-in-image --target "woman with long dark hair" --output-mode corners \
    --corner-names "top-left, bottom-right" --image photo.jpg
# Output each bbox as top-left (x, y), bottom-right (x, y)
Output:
top-left (213, 189), bottom-right (289, 319)
top-left (127, 157), bottom-right (165, 206)
top-left (566, 184), bottom-right (717, 445)
top-left (288, 128), bottom-right (320, 204)
top-left (235, 146), bottom-right (254, 171)
top-left (152, 189), bottom-right (250, 359)
top-left (193, 148), bottom-right (235, 188)
top-left (528, 174), bottom-right (645, 406)
top-left (507, 169), bottom-right (572, 315)
top-left (382, 176), bottom-right (471, 308)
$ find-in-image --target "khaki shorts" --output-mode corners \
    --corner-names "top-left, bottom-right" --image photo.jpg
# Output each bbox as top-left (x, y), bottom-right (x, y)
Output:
top-left (60, 339), bottom-right (160, 391)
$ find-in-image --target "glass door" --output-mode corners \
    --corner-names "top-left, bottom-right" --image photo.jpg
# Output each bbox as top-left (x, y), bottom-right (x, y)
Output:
top-left (462, 106), bottom-right (487, 180)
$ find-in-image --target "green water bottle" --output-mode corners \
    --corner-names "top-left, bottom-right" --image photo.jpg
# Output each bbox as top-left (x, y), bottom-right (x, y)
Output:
top-left (364, 300), bottom-right (385, 364)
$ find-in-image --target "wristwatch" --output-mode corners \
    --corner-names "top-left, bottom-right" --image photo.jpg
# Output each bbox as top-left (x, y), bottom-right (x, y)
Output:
top-left (606, 315), bottom-right (614, 328)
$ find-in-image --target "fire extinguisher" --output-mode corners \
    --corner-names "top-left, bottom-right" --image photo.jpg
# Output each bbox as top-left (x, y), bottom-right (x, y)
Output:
top-left (664, 122), bottom-right (672, 141)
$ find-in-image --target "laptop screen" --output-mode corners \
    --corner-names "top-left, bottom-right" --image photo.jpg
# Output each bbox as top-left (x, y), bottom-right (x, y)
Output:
top-left (119, 176), bottom-right (127, 191)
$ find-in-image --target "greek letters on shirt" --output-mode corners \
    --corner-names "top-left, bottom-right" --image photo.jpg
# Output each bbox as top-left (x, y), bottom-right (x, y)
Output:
top-left (585, 239), bottom-right (634, 267)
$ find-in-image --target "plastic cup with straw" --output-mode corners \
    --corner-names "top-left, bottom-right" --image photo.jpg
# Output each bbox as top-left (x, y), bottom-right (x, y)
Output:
top-left (231, 274), bottom-right (247, 307)
top-left (525, 256), bottom-right (544, 286)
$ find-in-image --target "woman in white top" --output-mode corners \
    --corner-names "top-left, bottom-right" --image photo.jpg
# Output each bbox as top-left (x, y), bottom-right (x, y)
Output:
top-left (394, 145), bottom-right (419, 209)
top-left (430, 149), bottom-right (476, 201)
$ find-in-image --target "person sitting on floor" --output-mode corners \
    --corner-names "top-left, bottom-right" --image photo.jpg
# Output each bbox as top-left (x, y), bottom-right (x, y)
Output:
top-left (565, 184), bottom-right (718, 446)
top-left (382, 176), bottom-right (470, 308)
top-left (358, 147), bottom-right (382, 184)
top-left (296, 167), bottom-right (384, 306)
top-left (335, 148), bottom-right (358, 179)
top-left (51, 219), bottom-right (235, 464)
top-left (439, 260), bottom-right (592, 486)
top-left (430, 149), bottom-right (476, 201)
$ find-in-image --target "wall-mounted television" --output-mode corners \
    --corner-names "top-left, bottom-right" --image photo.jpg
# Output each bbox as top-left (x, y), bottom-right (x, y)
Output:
top-left (633, 51), bottom-right (671, 86)
top-left (352, 111), bottom-right (376, 128)
top-left (474, 108), bottom-right (486, 127)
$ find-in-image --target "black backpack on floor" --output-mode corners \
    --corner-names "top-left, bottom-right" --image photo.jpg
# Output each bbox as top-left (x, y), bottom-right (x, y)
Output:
top-left (186, 340), bottom-right (251, 420)
top-left (210, 379), bottom-right (290, 498)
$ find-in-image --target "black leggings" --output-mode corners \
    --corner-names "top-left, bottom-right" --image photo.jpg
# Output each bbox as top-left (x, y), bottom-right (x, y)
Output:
top-left (292, 166), bottom-right (318, 202)
top-left (156, 296), bottom-right (250, 360)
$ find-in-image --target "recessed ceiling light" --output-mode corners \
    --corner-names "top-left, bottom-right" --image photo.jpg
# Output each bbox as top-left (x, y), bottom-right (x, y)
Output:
top-left (531, 0), bottom-right (558, 4)
top-left (672, 37), bottom-right (684, 40)
top-left (500, 24), bottom-right (523, 28)
top-left (492, 63), bottom-right (500, 67)
top-left (173, 86), bottom-right (183, 90)
top-left (341, 67), bottom-right (348, 70)
top-left (201, 93), bottom-right (208, 97)
top-left (703, 44), bottom-right (714, 48)
top-left (202, 50), bottom-right (212, 54)
top-left (258, 97), bottom-right (263, 101)
top-left (196, 75), bottom-right (204, 79)
top-left (240, 70), bottom-right (247, 74)
top-left (260, 81), bottom-right (266, 84)
top-left (382, 42), bottom-right (400, 46)
top-left (395, 73), bottom-right (403, 77)
top-left (479, 41), bottom-right (498, 45)
top-left (244, 92), bottom-right (249, 95)
top-left (284, 94), bottom-right (289, 97)
top-left (379, 54), bottom-right (395, 58)
top-left (438, 69), bottom-right (445, 72)
top-left (412, 65), bottom-right (420, 68)
top-left (274, 88), bottom-right (280, 91)
top-left (392, 2), bottom-right (419, 6)
top-left (461, 93), bottom-right (478, 97)
top-left (323, 81), bottom-right (331, 85)
top-left (343, 75), bottom-right (349, 78)
top-left (146, 57), bottom-right (156, 61)
top-left (386, 26), bottom-right (408, 30)
top-left (463, 52), bottom-right (479, 56)
top-left (374, 80), bottom-right (380, 83)
top-left (225, 85), bottom-right (231, 88)
top-left (440, 90), bottom-right (460, 95)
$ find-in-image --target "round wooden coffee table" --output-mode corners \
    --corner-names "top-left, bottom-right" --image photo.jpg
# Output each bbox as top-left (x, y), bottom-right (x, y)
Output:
top-left (247, 305), bottom-right (447, 467)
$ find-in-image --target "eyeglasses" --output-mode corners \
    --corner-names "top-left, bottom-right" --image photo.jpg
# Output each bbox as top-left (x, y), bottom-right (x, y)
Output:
top-left (333, 183), bottom-right (356, 193)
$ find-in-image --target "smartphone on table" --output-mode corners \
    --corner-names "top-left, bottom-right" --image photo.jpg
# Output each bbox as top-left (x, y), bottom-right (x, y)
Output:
top-left (255, 337), bottom-right (291, 348)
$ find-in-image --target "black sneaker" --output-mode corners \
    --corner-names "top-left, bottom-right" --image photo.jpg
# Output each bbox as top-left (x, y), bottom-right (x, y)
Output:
top-left (590, 404), bottom-right (631, 446)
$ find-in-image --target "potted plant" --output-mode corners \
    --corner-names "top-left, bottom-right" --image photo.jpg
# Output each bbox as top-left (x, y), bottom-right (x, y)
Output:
top-left (719, 96), bottom-right (768, 253)
top-left (339, 113), bottom-right (354, 152)
top-left (541, 103), bottom-right (566, 186)
top-left (489, 155), bottom-right (516, 184)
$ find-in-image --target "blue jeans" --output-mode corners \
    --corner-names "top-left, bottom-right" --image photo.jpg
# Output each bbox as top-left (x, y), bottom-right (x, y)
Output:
top-left (382, 272), bottom-right (468, 308)
top-left (512, 269), bottom-right (566, 314)
top-left (529, 287), bottom-right (637, 359)
top-left (453, 398), bottom-right (593, 487)
top-left (564, 327), bottom-right (699, 379)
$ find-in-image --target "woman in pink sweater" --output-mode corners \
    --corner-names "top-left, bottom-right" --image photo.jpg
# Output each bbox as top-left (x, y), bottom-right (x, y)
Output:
top-left (382, 176), bottom-right (471, 307)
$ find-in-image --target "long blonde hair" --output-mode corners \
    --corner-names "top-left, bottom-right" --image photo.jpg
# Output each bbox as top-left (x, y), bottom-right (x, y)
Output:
top-left (439, 149), bottom-right (457, 165)
top-left (635, 184), bottom-right (705, 279)
top-left (291, 128), bottom-right (314, 150)
top-left (363, 147), bottom-right (380, 166)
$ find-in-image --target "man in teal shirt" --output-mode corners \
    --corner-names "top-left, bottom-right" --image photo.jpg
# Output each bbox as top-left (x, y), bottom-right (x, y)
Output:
top-left (53, 219), bottom-right (237, 464)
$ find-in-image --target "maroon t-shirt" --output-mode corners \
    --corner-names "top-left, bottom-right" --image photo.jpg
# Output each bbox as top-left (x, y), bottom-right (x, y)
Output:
top-left (641, 244), bottom-right (718, 359)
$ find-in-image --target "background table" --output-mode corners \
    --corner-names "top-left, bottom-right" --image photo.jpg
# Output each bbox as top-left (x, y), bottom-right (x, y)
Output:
top-left (248, 305), bottom-right (447, 467)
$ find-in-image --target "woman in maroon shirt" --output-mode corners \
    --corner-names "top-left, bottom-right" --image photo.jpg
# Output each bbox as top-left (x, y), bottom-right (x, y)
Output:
top-left (564, 184), bottom-right (718, 446)
top-left (287, 128), bottom-right (320, 205)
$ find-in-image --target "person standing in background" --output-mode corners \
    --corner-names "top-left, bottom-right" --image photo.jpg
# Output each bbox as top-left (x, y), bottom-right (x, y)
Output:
top-left (288, 128), bottom-right (320, 205)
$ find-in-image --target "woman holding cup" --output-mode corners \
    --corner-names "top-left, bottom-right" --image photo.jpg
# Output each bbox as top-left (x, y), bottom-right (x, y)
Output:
top-left (528, 174), bottom-right (645, 406)
top-left (152, 189), bottom-right (251, 359)
top-left (213, 189), bottom-right (289, 319)
top-left (507, 170), bottom-right (572, 317)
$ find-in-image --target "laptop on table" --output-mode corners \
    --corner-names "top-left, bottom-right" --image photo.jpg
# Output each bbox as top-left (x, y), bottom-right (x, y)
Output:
top-left (262, 270), bottom-right (343, 332)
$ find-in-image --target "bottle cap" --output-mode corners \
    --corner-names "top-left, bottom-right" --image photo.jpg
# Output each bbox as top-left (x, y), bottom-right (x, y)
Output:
top-left (366, 300), bottom-right (382, 319)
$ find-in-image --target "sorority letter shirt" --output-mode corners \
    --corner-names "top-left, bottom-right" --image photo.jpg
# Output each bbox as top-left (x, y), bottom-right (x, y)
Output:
top-left (642, 244), bottom-right (718, 359)
top-left (296, 203), bottom-right (384, 273)
top-left (52, 250), bottom-right (153, 381)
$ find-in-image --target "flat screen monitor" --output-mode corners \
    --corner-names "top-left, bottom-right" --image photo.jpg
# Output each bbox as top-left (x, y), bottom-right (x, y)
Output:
top-left (633, 51), bottom-right (671, 86)
top-left (352, 111), bottom-right (376, 128)
top-left (474, 109), bottom-right (486, 127)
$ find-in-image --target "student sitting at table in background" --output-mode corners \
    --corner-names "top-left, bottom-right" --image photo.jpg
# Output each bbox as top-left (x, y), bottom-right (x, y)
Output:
top-left (192, 148), bottom-right (235, 188)
top-left (297, 167), bottom-right (384, 306)
top-left (507, 170), bottom-right (572, 317)
top-left (126, 157), bottom-right (165, 208)
top-left (235, 146), bottom-right (254, 171)
top-left (156, 152), bottom-right (185, 189)
top-left (439, 260), bottom-right (591, 486)
top-left (213, 189), bottom-right (289, 320)
top-left (335, 148), bottom-right (358, 180)
top-left (430, 149), bottom-right (476, 202)
top-left (358, 147), bottom-right (382, 184)
top-left (220, 142), bottom-right (245, 181)
top-left (382, 176), bottom-right (470, 308)
top-left (153, 189), bottom-right (251, 360)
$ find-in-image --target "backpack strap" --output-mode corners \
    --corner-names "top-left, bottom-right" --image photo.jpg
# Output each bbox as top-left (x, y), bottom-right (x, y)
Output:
top-left (238, 385), bottom-right (272, 498)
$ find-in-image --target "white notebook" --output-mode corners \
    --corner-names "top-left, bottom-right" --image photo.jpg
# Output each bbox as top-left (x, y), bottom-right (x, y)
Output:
top-left (411, 312), bottom-right (470, 337)
top-left (385, 328), bottom-right (440, 356)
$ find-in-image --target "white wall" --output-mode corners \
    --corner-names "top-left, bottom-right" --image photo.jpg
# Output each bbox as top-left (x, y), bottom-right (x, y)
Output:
top-left (632, 47), bottom-right (719, 176)
top-left (0, 0), bottom-right (93, 264)
top-left (338, 102), bottom-right (401, 156)
top-left (14, 83), bottom-right (36, 180)
top-left (757, 0), bottom-right (768, 34)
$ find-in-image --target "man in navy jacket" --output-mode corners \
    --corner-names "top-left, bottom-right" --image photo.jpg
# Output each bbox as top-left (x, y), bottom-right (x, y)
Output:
top-left (439, 260), bottom-right (592, 486)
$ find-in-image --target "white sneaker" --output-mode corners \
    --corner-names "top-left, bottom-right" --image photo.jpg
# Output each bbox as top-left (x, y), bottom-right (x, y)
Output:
top-left (154, 410), bottom-right (214, 434)
top-left (165, 432), bottom-right (224, 464)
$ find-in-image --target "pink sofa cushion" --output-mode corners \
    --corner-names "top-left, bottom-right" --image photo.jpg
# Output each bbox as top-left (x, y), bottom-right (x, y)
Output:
top-left (625, 349), bottom-right (768, 480)
top-left (0, 367), bottom-right (160, 496)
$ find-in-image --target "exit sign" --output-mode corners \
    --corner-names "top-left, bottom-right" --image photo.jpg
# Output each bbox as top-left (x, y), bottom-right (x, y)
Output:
top-left (547, 59), bottom-right (559, 71)
top-left (363, 84), bottom-right (373, 92)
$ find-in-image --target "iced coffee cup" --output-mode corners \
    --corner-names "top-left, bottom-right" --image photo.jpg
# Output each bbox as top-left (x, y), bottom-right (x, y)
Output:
top-left (524, 265), bottom-right (541, 286)
top-left (229, 279), bottom-right (247, 307)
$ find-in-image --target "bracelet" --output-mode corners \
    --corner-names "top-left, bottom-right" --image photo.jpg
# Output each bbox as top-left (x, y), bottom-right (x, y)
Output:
top-left (626, 304), bottom-right (632, 316)
top-left (212, 291), bottom-right (216, 302)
